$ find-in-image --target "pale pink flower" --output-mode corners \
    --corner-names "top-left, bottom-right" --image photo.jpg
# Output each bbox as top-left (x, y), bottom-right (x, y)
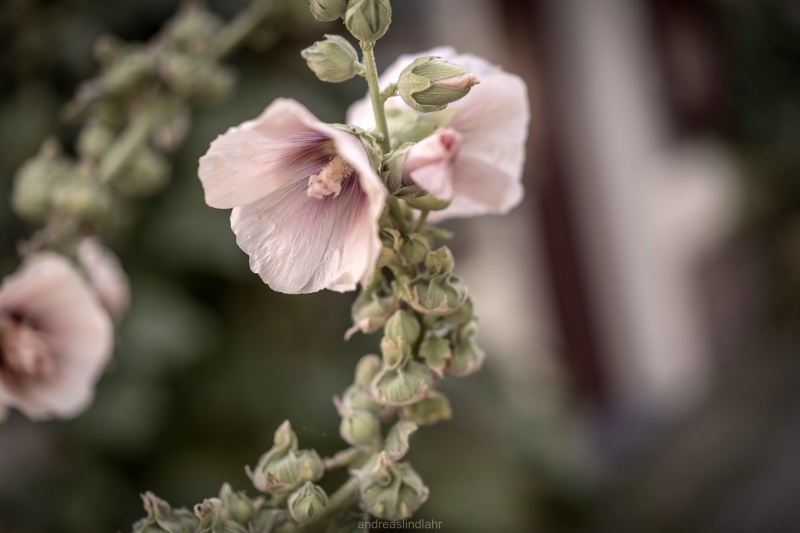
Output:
top-left (78, 237), bottom-right (131, 323)
top-left (198, 98), bottom-right (387, 294)
top-left (0, 254), bottom-right (113, 421)
top-left (348, 47), bottom-right (530, 221)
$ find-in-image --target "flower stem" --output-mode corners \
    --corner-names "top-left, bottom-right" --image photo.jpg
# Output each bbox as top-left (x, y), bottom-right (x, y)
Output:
top-left (275, 477), bottom-right (359, 533)
top-left (360, 41), bottom-right (391, 154)
top-left (413, 210), bottom-right (429, 232)
top-left (98, 103), bottom-right (162, 184)
top-left (212, 0), bottom-right (277, 59)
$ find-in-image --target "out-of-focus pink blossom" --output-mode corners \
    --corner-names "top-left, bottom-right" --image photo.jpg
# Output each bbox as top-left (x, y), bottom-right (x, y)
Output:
top-left (0, 254), bottom-right (113, 421)
top-left (78, 237), bottom-right (131, 323)
top-left (348, 47), bottom-right (530, 221)
top-left (198, 98), bottom-right (386, 294)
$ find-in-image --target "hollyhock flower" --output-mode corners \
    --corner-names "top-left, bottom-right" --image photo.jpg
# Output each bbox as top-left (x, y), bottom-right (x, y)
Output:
top-left (78, 237), bottom-right (131, 323)
top-left (0, 253), bottom-right (113, 421)
top-left (198, 98), bottom-right (387, 294)
top-left (347, 47), bottom-right (529, 221)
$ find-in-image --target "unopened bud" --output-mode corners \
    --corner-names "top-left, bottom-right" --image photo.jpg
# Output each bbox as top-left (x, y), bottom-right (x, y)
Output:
top-left (447, 320), bottom-right (486, 377)
top-left (159, 53), bottom-right (236, 104)
top-left (77, 119), bottom-right (115, 160)
top-left (302, 35), bottom-right (360, 83)
top-left (113, 147), bottom-right (170, 198)
top-left (393, 271), bottom-right (468, 317)
top-left (309, 0), bottom-right (347, 22)
top-left (165, 2), bottom-right (223, 53)
top-left (380, 309), bottom-right (420, 367)
top-left (217, 483), bottom-right (256, 525)
top-left (419, 333), bottom-right (451, 376)
top-left (246, 421), bottom-right (324, 494)
top-left (133, 492), bottom-right (198, 533)
top-left (194, 498), bottom-right (248, 533)
top-left (288, 482), bottom-right (328, 525)
top-left (345, 0), bottom-right (392, 43)
top-left (425, 247), bottom-right (455, 275)
top-left (356, 453), bottom-right (429, 521)
top-left (11, 139), bottom-right (70, 223)
top-left (401, 234), bottom-right (430, 265)
top-left (337, 401), bottom-right (382, 449)
top-left (346, 273), bottom-right (397, 339)
top-left (402, 392), bottom-right (452, 426)
top-left (371, 358), bottom-right (433, 406)
top-left (355, 354), bottom-right (382, 387)
top-left (51, 168), bottom-right (112, 229)
top-left (384, 420), bottom-right (417, 461)
top-left (397, 56), bottom-right (480, 113)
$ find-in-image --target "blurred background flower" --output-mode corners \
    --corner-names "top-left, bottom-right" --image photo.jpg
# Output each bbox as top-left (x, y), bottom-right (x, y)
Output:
top-left (2, 0), bottom-right (800, 532)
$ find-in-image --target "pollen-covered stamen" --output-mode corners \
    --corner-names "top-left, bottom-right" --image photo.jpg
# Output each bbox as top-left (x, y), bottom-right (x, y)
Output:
top-left (307, 156), bottom-right (354, 199)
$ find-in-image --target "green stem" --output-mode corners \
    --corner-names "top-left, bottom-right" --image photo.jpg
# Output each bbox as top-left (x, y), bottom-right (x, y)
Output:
top-left (413, 210), bottom-right (429, 232)
top-left (360, 41), bottom-right (391, 154)
top-left (98, 104), bottom-right (162, 184)
top-left (212, 0), bottom-right (277, 59)
top-left (387, 196), bottom-right (409, 235)
top-left (275, 477), bottom-right (359, 533)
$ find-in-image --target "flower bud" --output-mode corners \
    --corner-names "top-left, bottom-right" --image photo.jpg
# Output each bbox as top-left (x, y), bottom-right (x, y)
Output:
top-left (133, 492), bottom-right (198, 533)
top-left (426, 246), bottom-right (455, 275)
top-left (217, 483), bottom-right (256, 525)
top-left (356, 453), bottom-right (429, 521)
top-left (288, 482), bottom-right (328, 525)
top-left (404, 192), bottom-right (452, 211)
top-left (103, 51), bottom-right (154, 94)
top-left (309, 0), bottom-right (347, 22)
top-left (159, 53), bottom-right (236, 104)
top-left (419, 333), bottom-right (451, 376)
top-left (401, 234), bottom-right (430, 265)
top-left (301, 35), bottom-right (360, 83)
top-left (345, 0), bottom-right (392, 43)
top-left (380, 309), bottom-right (420, 368)
top-left (402, 392), bottom-right (452, 426)
top-left (113, 147), bottom-right (170, 198)
top-left (384, 420), bottom-right (417, 461)
top-left (51, 168), bottom-right (112, 230)
top-left (371, 358), bottom-right (433, 406)
top-left (393, 272), bottom-right (468, 317)
top-left (346, 274), bottom-right (397, 340)
top-left (194, 498), bottom-right (248, 533)
top-left (246, 421), bottom-right (324, 494)
top-left (77, 119), bottom-right (115, 160)
top-left (447, 319), bottom-right (486, 377)
top-left (11, 139), bottom-right (70, 224)
top-left (397, 56), bottom-right (480, 113)
top-left (165, 2), bottom-right (223, 53)
top-left (445, 296), bottom-right (473, 326)
top-left (337, 402), bottom-right (382, 449)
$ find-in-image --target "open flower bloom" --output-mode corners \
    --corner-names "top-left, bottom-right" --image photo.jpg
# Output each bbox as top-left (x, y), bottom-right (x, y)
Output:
top-left (198, 99), bottom-right (387, 294)
top-left (0, 254), bottom-right (113, 421)
top-left (348, 47), bottom-right (530, 221)
top-left (78, 237), bottom-right (131, 323)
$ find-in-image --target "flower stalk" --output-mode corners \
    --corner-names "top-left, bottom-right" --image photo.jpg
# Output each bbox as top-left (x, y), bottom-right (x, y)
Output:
top-left (360, 41), bottom-right (392, 153)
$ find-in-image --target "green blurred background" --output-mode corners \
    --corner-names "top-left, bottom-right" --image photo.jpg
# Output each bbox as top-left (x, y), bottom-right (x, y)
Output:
top-left (3, 0), bottom-right (800, 532)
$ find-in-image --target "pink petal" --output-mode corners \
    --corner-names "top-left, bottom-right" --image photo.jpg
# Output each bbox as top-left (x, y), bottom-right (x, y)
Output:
top-left (404, 128), bottom-right (462, 201)
top-left (78, 237), bottom-right (131, 323)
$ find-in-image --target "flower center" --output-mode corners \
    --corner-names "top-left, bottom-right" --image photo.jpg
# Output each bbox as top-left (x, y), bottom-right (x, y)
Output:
top-left (307, 156), bottom-right (354, 199)
top-left (0, 315), bottom-right (55, 380)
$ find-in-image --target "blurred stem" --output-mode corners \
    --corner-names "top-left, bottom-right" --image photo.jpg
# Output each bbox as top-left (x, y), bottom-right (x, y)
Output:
top-left (98, 104), bottom-right (162, 184)
top-left (387, 196), bottom-right (409, 235)
top-left (413, 210), bottom-right (429, 232)
top-left (275, 477), bottom-right (359, 533)
top-left (212, 0), bottom-right (277, 59)
top-left (360, 41), bottom-right (391, 154)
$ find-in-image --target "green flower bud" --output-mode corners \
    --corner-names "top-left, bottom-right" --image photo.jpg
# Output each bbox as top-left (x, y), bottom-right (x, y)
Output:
top-left (103, 51), bottom-right (154, 94)
top-left (370, 359), bottom-right (433, 406)
top-left (11, 139), bottom-right (70, 224)
top-left (301, 35), bottom-right (360, 83)
top-left (159, 53), bottom-right (236, 104)
top-left (288, 482), bottom-right (328, 525)
top-left (445, 296), bottom-right (473, 326)
top-left (401, 234), bottom-right (430, 265)
top-left (402, 392), bottom-right (452, 426)
top-left (404, 192), bottom-right (452, 211)
top-left (133, 492), bottom-right (198, 533)
top-left (377, 227), bottom-right (404, 268)
top-left (77, 119), bottom-right (115, 159)
top-left (217, 483), bottom-right (256, 525)
top-left (393, 272), bottom-right (468, 317)
top-left (345, 0), bottom-right (391, 43)
top-left (346, 273), bottom-right (397, 339)
top-left (338, 403), bottom-right (382, 449)
top-left (380, 309), bottom-right (420, 367)
top-left (309, 0), bottom-right (348, 22)
top-left (246, 421), bottom-right (324, 494)
top-left (419, 333), bottom-right (451, 376)
top-left (165, 2), bottom-right (223, 53)
top-left (426, 246), bottom-right (455, 275)
top-left (447, 320), bottom-right (485, 377)
top-left (397, 56), bottom-right (480, 113)
top-left (384, 420), bottom-right (417, 461)
top-left (354, 354), bottom-right (382, 387)
top-left (249, 508), bottom-right (284, 533)
top-left (51, 168), bottom-right (112, 230)
top-left (356, 453), bottom-right (429, 521)
top-left (194, 498), bottom-right (248, 533)
top-left (113, 147), bottom-right (170, 198)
